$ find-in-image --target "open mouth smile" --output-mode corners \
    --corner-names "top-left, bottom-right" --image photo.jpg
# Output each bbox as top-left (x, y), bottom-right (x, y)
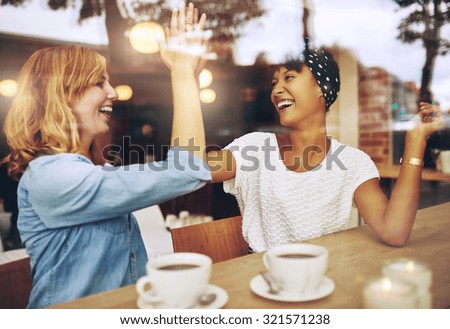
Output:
top-left (98, 106), bottom-right (113, 115)
top-left (277, 99), bottom-right (294, 111)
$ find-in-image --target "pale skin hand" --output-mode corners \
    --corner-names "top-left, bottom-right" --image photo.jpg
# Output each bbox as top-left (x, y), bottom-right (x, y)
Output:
top-left (160, 2), bottom-right (208, 160)
top-left (160, 2), bottom-right (207, 72)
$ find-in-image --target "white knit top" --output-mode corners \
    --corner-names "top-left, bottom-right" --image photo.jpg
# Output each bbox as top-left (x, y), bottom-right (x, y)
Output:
top-left (223, 132), bottom-right (379, 252)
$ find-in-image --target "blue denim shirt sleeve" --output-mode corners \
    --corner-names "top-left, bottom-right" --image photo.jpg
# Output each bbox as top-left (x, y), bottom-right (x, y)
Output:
top-left (26, 147), bottom-right (211, 228)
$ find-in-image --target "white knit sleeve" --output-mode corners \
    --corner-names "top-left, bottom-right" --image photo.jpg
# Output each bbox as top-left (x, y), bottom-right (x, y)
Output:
top-left (223, 132), bottom-right (266, 195)
top-left (352, 152), bottom-right (380, 192)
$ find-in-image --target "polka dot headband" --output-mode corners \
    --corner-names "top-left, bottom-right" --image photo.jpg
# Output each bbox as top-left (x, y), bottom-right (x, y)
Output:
top-left (304, 48), bottom-right (340, 108)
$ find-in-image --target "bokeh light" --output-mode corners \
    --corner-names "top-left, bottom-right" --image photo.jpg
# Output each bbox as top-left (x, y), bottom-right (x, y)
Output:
top-left (116, 84), bottom-right (133, 101)
top-left (0, 79), bottom-right (17, 97)
top-left (200, 88), bottom-right (216, 104)
top-left (129, 22), bottom-right (165, 54)
top-left (199, 69), bottom-right (213, 88)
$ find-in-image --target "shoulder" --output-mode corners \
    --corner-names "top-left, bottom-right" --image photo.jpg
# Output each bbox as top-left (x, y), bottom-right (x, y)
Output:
top-left (24, 153), bottom-right (97, 186)
top-left (225, 132), bottom-right (275, 149)
top-left (328, 140), bottom-right (378, 182)
top-left (330, 139), bottom-right (372, 162)
top-left (29, 153), bottom-right (92, 167)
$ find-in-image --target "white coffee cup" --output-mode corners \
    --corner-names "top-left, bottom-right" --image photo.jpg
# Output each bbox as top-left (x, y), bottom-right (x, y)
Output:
top-left (263, 243), bottom-right (328, 295)
top-left (136, 252), bottom-right (212, 308)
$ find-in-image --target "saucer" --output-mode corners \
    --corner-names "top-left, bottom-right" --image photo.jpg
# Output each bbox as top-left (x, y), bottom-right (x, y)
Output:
top-left (137, 284), bottom-right (228, 309)
top-left (250, 275), bottom-right (335, 302)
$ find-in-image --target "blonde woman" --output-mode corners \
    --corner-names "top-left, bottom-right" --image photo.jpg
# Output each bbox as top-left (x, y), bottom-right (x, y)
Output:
top-left (2, 3), bottom-right (210, 308)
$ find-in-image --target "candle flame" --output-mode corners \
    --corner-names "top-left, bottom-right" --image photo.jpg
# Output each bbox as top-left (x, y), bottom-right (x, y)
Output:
top-left (406, 260), bottom-right (415, 273)
top-left (382, 278), bottom-right (392, 291)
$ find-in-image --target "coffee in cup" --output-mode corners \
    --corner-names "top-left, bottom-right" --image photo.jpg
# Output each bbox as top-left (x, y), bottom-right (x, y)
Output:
top-left (136, 252), bottom-right (212, 308)
top-left (263, 243), bottom-right (328, 295)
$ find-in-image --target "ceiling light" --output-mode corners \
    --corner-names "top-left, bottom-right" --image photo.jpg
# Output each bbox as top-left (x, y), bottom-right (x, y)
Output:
top-left (200, 88), bottom-right (216, 104)
top-left (128, 22), bottom-right (165, 54)
top-left (199, 69), bottom-right (213, 88)
top-left (116, 84), bottom-right (133, 101)
top-left (0, 79), bottom-right (17, 97)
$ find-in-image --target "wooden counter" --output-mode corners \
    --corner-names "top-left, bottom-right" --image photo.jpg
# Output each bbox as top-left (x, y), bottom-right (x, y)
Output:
top-left (49, 202), bottom-right (450, 309)
top-left (377, 164), bottom-right (450, 182)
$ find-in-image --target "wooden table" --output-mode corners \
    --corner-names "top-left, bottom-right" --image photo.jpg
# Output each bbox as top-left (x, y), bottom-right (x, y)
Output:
top-left (377, 164), bottom-right (450, 182)
top-left (50, 202), bottom-right (450, 309)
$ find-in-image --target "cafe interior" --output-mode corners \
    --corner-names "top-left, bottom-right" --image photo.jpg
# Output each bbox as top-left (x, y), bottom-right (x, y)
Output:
top-left (0, 0), bottom-right (449, 310)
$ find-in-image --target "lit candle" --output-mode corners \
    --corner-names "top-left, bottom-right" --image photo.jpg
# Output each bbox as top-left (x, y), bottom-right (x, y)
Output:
top-left (383, 258), bottom-right (432, 308)
top-left (363, 277), bottom-right (418, 309)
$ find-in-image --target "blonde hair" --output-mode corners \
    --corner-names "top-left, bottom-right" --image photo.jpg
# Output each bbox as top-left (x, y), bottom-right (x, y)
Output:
top-left (3, 45), bottom-right (107, 180)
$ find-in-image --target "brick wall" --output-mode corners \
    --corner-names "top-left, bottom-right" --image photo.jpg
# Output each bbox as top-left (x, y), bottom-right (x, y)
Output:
top-left (358, 66), bottom-right (393, 164)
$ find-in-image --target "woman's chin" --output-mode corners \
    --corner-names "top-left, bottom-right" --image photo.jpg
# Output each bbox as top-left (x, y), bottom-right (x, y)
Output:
top-left (279, 118), bottom-right (293, 128)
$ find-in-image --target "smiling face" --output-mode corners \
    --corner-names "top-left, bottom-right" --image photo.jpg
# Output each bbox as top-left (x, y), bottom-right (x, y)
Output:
top-left (271, 65), bottom-right (325, 128)
top-left (71, 72), bottom-right (117, 146)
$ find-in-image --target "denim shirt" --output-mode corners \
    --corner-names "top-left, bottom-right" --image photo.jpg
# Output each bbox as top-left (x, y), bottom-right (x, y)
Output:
top-left (17, 147), bottom-right (211, 308)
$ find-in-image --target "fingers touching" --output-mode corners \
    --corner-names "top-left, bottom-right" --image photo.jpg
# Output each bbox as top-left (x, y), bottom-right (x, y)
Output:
top-left (167, 2), bottom-right (206, 37)
top-left (416, 102), bottom-right (445, 133)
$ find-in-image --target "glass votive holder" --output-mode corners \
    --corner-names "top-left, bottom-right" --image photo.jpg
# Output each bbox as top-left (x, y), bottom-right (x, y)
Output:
top-left (382, 258), bottom-right (432, 309)
top-left (363, 277), bottom-right (418, 309)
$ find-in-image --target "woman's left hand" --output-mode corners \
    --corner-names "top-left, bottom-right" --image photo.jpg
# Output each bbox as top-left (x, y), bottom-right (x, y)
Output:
top-left (408, 102), bottom-right (445, 140)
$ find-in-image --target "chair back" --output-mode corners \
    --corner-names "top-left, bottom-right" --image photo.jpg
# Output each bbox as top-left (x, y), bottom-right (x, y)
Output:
top-left (0, 256), bottom-right (32, 308)
top-left (171, 216), bottom-right (248, 263)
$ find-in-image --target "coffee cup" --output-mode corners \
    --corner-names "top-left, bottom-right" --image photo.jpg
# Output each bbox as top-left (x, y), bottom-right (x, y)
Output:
top-left (263, 243), bottom-right (328, 295)
top-left (136, 252), bottom-right (212, 308)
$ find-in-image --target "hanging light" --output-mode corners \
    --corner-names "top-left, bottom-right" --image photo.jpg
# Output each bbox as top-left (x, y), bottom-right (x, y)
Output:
top-left (0, 79), bottom-right (17, 97)
top-left (115, 84), bottom-right (133, 101)
top-left (116, 0), bottom-right (166, 53)
top-left (128, 21), bottom-right (166, 54)
top-left (200, 88), bottom-right (216, 104)
top-left (199, 69), bottom-right (213, 89)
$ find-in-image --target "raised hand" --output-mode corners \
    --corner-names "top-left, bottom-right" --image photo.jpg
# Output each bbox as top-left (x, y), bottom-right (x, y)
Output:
top-left (160, 2), bottom-right (209, 72)
top-left (411, 102), bottom-right (445, 139)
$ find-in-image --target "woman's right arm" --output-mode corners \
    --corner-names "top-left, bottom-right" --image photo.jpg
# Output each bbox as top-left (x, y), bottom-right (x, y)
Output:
top-left (160, 2), bottom-right (207, 161)
top-left (207, 149), bottom-right (236, 183)
top-left (26, 152), bottom-right (210, 228)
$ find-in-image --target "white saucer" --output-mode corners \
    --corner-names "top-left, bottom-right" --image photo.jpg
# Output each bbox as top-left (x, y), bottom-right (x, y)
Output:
top-left (250, 275), bottom-right (335, 302)
top-left (137, 284), bottom-right (228, 309)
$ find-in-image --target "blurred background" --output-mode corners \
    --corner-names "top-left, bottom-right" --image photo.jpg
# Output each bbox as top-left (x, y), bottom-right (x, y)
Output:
top-left (0, 0), bottom-right (449, 224)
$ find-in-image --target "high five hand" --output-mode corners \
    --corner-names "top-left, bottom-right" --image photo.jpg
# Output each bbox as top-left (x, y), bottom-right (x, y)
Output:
top-left (160, 2), bottom-right (211, 71)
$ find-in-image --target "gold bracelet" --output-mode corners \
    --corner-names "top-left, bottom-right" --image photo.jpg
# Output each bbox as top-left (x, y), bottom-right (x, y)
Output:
top-left (400, 157), bottom-right (424, 167)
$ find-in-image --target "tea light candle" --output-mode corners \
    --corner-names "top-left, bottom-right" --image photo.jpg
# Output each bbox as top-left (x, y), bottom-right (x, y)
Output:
top-left (382, 258), bottom-right (432, 308)
top-left (363, 277), bottom-right (418, 309)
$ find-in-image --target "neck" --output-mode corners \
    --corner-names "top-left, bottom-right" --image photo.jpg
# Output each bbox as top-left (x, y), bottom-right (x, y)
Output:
top-left (287, 122), bottom-right (328, 152)
top-left (79, 137), bottom-right (93, 160)
top-left (276, 123), bottom-right (330, 173)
